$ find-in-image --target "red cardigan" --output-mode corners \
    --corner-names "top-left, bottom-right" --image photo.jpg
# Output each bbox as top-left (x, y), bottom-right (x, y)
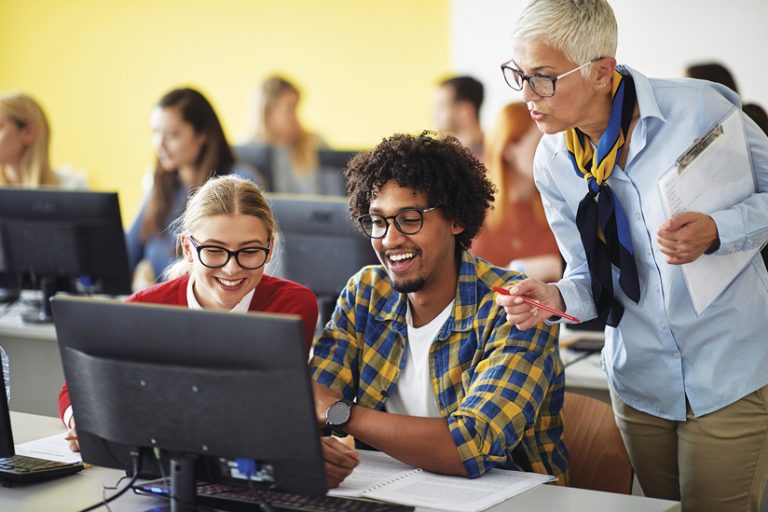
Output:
top-left (58, 273), bottom-right (319, 422)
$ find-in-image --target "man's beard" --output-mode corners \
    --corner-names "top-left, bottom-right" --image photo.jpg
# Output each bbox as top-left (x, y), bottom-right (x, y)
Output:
top-left (392, 277), bottom-right (425, 294)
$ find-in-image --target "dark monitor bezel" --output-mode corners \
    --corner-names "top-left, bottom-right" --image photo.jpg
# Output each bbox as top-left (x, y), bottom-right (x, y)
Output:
top-left (0, 188), bottom-right (132, 321)
top-left (51, 296), bottom-right (328, 496)
top-left (266, 193), bottom-right (379, 321)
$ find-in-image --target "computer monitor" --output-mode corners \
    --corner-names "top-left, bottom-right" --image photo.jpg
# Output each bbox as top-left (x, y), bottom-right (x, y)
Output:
top-left (266, 193), bottom-right (379, 323)
top-left (233, 142), bottom-right (274, 191)
top-left (316, 149), bottom-right (364, 196)
top-left (51, 295), bottom-right (327, 508)
top-left (0, 188), bottom-right (132, 323)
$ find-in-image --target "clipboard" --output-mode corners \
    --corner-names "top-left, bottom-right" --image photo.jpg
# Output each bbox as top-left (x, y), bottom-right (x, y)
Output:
top-left (658, 108), bottom-right (759, 314)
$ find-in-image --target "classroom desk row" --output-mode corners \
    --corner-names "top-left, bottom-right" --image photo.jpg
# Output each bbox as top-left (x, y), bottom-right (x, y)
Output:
top-left (0, 302), bottom-right (610, 417)
top-left (5, 412), bottom-right (680, 512)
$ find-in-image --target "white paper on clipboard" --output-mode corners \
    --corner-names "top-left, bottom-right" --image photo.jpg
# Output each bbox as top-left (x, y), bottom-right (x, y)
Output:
top-left (658, 108), bottom-right (758, 315)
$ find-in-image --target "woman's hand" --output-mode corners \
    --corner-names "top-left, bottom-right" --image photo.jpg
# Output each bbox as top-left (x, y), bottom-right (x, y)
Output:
top-left (495, 278), bottom-right (565, 331)
top-left (657, 212), bottom-right (719, 264)
top-left (66, 419), bottom-right (80, 452)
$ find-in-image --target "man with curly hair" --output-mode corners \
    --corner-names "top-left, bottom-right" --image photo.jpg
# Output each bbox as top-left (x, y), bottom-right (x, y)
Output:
top-left (309, 132), bottom-right (567, 487)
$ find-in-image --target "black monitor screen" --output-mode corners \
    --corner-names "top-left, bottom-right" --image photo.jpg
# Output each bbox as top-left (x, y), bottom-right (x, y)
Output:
top-left (267, 194), bottom-right (379, 321)
top-left (316, 149), bottom-right (363, 196)
top-left (0, 188), bottom-right (131, 322)
top-left (52, 296), bottom-right (328, 502)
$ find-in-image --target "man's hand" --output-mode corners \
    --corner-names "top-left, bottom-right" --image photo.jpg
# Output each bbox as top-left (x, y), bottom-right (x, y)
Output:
top-left (312, 381), bottom-right (342, 428)
top-left (321, 437), bottom-right (359, 488)
top-left (495, 278), bottom-right (565, 331)
top-left (657, 212), bottom-right (719, 265)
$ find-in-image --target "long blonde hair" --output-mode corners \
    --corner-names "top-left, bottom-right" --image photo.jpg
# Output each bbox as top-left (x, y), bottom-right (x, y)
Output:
top-left (484, 102), bottom-right (543, 229)
top-left (0, 93), bottom-right (58, 187)
top-left (164, 175), bottom-right (277, 280)
top-left (251, 75), bottom-right (319, 175)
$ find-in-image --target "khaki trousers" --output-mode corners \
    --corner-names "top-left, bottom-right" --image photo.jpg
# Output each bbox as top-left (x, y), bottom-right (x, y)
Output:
top-left (609, 385), bottom-right (768, 512)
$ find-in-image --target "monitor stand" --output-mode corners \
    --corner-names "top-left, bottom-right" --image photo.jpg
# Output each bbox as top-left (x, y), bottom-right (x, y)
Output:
top-left (21, 277), bottom-right (57, 324)
top-left (145, 454), bottom-right (200, 512)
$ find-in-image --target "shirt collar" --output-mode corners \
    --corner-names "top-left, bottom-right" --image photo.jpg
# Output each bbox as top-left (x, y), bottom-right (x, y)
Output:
top-left (186, 275), bottom-right (255, 313)
top-left (551, 64), bottom-right (667, 155)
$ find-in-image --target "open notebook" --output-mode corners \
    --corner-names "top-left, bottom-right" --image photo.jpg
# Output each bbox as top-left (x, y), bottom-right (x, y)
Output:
top-left (329, 450), bottom-right (554, 512)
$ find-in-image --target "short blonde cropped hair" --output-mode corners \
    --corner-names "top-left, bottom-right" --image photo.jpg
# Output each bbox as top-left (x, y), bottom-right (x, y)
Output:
top-left (512, 0), bottom-right (618, 76)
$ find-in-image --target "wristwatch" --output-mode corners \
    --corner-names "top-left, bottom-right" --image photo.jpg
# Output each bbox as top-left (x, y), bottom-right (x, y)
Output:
top-left (325, 399), bottom-right (355, 437)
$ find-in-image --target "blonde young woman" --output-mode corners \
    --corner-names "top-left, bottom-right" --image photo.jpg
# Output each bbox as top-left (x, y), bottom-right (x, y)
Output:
top-left (59, 175), bottom-right (319, 451)
top-left (0, 93), bottom-right (85, 189)
top-left (471, 102), bottom-right (562, 281)
top-left (249, 75), bottom-right (327, 194)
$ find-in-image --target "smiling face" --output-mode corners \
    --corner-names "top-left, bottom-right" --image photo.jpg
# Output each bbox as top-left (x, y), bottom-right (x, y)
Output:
top-left (181, 213), bottom-right (272, 310)
top-left (511, 39), bottom-right (614, 138)
top-left (369, 180), bottom-right (463, 295)
top-left (150, 106), bottom-right (207, 172)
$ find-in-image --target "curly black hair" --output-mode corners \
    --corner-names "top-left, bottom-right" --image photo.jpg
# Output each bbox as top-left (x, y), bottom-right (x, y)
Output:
top-left (344, 131), bottom-right (496, 250)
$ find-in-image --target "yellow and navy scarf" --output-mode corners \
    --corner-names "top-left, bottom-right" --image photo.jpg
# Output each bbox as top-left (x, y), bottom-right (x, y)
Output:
top-left (565, 70), bottom-right (639, 327)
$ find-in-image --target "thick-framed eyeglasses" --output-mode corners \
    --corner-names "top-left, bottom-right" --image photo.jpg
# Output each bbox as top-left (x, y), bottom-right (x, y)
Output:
top-left (188, 236), bottom-right (270, 270)
top-left (357, 207), bottom-right (441, 239)
top-left (500, 56), bottom-right (603, 97)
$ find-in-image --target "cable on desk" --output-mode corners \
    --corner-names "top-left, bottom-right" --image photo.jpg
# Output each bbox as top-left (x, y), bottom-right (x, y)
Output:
top-left (77, 448), bottom-right (143, 512)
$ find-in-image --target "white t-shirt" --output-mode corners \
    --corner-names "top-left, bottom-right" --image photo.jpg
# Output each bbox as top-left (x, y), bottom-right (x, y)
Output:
top-left (385, 300), bottom-right (454, 418)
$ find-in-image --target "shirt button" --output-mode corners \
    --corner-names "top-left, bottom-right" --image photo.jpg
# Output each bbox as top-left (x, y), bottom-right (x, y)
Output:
top-left (672, 352), bottom-right (681, 359)
top-left (655, 285), bottom-right (660, 293)
top-left (635, 213), bottom-right (642, 220)
top-left (659, 322), bottom-right (667, 329)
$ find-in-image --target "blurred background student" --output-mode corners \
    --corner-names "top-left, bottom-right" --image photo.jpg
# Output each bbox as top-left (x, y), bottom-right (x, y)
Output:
top-left (0, 93), bottom-right (86, 189)
top-left (239, 75), bottom-right (327, 194)
top-left (125, 87), bottom-right (260, 285)
top-left (471, 102), bottom-right (562, 282)
top-left (433, 75), bottom-right (485, 161)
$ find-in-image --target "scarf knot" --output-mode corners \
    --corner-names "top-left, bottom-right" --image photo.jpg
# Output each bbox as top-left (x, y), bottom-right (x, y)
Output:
top-left (565, 70), bottom-right (640, 327)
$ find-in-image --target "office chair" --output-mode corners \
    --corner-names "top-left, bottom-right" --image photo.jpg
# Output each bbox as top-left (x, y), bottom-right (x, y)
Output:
top-left (563, 391), bottom-right (633, 494)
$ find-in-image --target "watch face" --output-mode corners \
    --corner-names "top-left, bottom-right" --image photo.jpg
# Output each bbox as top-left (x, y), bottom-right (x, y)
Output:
top-left (327, 400), bottom-right (351, 426)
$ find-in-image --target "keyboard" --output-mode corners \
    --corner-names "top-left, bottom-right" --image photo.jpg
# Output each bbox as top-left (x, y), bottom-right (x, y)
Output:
top-left (134, 480), bottom-right (415, 512)
top-left (0, 454), bottom-right (84, 484)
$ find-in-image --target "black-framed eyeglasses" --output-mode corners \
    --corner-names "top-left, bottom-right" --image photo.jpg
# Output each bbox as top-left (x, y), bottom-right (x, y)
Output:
top-left (357, 207), bottom-right (441, 239)
top-left (500, 56), bottom-right (603, 97)
top-left (188, 236), bottom-right (270, 270)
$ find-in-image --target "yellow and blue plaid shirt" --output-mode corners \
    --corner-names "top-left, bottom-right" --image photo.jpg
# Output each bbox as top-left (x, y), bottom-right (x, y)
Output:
top-left (311, 250), bottom-right (568, 483)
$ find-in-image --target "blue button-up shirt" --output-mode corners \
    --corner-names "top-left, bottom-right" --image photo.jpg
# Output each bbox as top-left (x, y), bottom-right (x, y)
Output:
top-left (535, 65), bottom-right (768, 420)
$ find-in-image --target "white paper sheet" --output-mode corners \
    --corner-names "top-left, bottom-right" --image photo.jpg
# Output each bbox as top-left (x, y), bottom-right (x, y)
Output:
top-left (15, 432), bottom-right (82, 465)
top-left (658, 109), bottom-right (759, 314)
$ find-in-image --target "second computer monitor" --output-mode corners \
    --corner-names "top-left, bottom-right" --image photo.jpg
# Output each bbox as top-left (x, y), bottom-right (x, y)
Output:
top-left (267, 194), bottom-right (378, 305)
top-left (0, 188), bottom-right (132, 322)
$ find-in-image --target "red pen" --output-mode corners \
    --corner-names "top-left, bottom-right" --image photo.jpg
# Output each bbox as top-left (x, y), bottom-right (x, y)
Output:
top-left (492, 285), bottom-right (581, 323)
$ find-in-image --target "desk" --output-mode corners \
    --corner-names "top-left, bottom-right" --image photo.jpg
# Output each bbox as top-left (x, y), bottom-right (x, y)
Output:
top-left (560, 324), bottom-right (610, 403)
top-left (0, 303), bottom-right (60, 417)
top-left (4, 412), bottom-right (680, 512)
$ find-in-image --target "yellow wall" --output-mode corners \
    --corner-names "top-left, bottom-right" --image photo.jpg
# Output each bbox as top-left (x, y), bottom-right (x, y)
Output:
top-left (0, 0), bottom-right (450, 222)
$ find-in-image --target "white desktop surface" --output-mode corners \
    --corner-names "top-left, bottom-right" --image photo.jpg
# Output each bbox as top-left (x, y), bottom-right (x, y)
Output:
top-left (5, 412), bottom-right (680, 512)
